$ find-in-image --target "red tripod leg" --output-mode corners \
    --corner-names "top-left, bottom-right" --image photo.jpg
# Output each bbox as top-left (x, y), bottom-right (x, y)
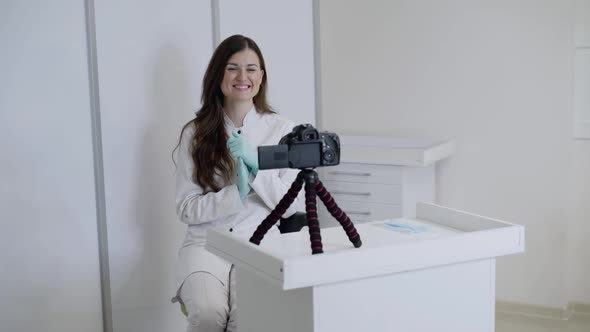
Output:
top-left (249, 173), bottom-right (304, 245)
top-left (316, 180), bottom-right (362, 248)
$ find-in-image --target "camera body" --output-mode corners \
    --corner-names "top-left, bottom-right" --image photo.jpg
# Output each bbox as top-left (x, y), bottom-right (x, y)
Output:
top-left (258, 124), bottom-right (340, 170)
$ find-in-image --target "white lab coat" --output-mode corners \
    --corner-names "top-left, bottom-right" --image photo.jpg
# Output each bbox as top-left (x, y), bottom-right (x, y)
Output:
top-left (173, 108), bottom-right (304, 295)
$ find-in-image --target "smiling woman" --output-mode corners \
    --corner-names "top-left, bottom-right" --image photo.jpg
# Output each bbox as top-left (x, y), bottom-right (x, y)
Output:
top-left (171, 34), bottom-right (304, 332)
top-left (221, 49), bottom-right (265, 107)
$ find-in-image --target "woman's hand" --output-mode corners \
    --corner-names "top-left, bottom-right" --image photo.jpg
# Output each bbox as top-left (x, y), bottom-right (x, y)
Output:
top-left (228, 131), bottom-right (259, 176)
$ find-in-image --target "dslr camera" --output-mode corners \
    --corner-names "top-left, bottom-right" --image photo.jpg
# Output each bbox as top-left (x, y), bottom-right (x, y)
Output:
top-left (258, 124), bottom-right (340, 170)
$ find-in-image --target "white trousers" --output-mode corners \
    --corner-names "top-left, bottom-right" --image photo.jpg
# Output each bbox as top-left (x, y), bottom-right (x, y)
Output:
top-left (180, 266), bottom-right (237, 332)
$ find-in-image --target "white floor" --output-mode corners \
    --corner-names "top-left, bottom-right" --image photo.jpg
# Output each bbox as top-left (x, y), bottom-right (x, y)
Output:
top-left (496, 312), bottom-right (590, 332)
top-left (113, 304), bottom-right (590, 332)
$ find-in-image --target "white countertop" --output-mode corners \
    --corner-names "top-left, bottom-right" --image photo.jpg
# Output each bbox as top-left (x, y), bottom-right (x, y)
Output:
top-left (206, 203), bottom-right (524, 290)
top-left (339, 135), bottom-right (454, 166)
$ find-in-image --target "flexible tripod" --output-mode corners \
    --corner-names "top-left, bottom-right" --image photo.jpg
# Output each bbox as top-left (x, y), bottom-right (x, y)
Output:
top-left (249, 169), bottom-right (362, 254)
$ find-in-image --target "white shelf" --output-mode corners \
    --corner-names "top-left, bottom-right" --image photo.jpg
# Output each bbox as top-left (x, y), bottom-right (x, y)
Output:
top-left (206, 203), bottom-right (525, 290)
top-left (339, 135), bottom-right (454, 166)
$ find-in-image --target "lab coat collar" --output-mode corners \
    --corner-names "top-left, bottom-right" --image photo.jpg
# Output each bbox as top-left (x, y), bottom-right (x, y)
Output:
top-left (223, 112), bottom-right (233, 130)
top-left (242, 106), bottom-right (261, 127)
top-left (223, 105), bottom-right (259, 130)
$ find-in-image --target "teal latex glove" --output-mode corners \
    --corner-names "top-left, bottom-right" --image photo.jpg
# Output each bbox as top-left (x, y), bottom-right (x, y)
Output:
top-left (228, 131), bottom-right (259, 176)
top-left (236, 157), bottom-right (251, 201)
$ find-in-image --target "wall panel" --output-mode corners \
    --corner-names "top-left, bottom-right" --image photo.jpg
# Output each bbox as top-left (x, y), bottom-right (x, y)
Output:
top-left (0, 1), bottom-right (103, 331)
top-left (93, 1), bottom-right (213, 330)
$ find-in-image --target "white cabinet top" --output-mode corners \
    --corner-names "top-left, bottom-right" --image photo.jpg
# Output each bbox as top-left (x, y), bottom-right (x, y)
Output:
top-left (339, 135), bottom-right (454, 166)
top-left (206, 203), bottom-right (524, 290)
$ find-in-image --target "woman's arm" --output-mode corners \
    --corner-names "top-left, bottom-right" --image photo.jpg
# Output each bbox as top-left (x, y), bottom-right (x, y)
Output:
top-left (175, 127), bottom-right (244, 225)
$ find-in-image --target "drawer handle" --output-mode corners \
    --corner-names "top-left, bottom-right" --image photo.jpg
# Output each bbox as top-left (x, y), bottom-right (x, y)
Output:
top-left (328, 171), bottom-right (372, 177)
top-left (331, 190), bottom-right (372, 196)
top-left (346, 211), bottom-right (371, 216)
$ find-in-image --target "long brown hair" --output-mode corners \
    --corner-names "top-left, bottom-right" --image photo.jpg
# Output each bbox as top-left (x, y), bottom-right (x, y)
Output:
top-left (174, 35), bottom-right (273, 192)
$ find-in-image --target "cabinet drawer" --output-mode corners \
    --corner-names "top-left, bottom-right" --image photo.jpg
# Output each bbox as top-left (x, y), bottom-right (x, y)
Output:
top-left (319, 201), bottom-right (401, 222)
top-left (320, 163), bottom-right (402, 185)
top-left (321, 181), bottom-right (401, 205)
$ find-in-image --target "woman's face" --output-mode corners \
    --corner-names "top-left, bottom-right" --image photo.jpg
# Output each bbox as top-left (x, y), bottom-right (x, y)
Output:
top-left (220, 48), bottom-right (264, 103)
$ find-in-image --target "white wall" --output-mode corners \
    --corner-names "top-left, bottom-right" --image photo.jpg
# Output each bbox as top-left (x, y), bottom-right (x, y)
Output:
top-left (319, 0), bottom-right (587, 308)
top-left (93, 1), bottom-right (317, 331)
top-left (218, 0), bottom-right (317, 126)
top-left (0, 1), bottom-right (103, 331)
top-left (568, 0), bottom-right (590, 306)
top-left (568, 141), bottom-right (590, 304)
top-left (574, 0), bottom-right (590, 138)
top-left (93, 1), bottom-right (212, 331)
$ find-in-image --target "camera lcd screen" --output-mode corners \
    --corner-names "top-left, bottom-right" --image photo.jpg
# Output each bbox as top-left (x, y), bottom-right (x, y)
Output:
top-left (258, 145), bottom-right (289, 170)
top-left (289, 142), bottom-right (321, 168)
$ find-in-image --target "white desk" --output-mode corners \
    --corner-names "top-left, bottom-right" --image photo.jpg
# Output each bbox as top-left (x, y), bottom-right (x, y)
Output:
top-left (207, 203), bottom-right (525, 332)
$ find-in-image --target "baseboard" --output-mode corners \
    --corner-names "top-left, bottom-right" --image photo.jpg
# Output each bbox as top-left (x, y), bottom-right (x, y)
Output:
top-left (496, 300), bottom-right (590, 320)
top-left (570, 302), bottom-right (590, 315)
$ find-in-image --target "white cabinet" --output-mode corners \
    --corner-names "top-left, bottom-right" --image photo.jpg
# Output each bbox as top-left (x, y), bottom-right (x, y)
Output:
top-left (206, 202), bottom-right (525, 332)
top-left (317, 136), bottom-right (454, 228)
